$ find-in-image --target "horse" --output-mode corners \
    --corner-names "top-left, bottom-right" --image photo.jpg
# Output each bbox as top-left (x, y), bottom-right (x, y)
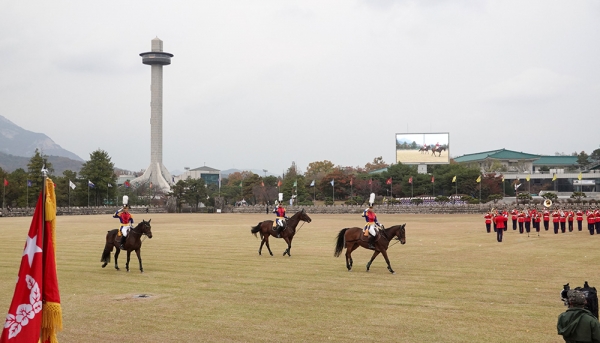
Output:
top-left (100, 219), bottom-right (153, 272)
top-left (250, 209), bottom-right (312, 257)
top-left (431, 146), bottom-right (446, 157)
top-left (334, 224), bottom-right (406, 274)
top-left (418, 145), bottom-right (430, 154)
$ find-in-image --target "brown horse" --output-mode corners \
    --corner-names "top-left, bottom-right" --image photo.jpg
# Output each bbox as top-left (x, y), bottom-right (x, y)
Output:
top-left (334, 224), bottom-right (406, 274)
top-left (100, 219), bottom-right (153, 272)
top-left (431, 146), bottom-right (446, 157)
top-left (251, 209), bottom-right (312, 256)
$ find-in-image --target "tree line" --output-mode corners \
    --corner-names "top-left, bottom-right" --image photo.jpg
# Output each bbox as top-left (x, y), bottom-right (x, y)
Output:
top-left (3, 149), bottom-right (598, 210)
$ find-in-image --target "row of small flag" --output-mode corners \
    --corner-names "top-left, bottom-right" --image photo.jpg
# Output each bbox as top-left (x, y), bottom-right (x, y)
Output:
top-left (3, 179), bottom-right (135, 189)
top-left (244, 172), bottom-right (582, 190)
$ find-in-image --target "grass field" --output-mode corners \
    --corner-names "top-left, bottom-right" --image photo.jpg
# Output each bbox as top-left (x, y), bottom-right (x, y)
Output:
top-left (0, 213), bottom-right (595, 342)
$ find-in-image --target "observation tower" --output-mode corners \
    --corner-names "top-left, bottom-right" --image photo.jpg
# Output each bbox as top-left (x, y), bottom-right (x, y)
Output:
top-left (131, 37), bottom-right (174, 192)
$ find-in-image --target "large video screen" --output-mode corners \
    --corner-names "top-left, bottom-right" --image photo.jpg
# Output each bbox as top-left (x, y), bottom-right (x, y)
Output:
top-left (395, 133), bottom-right (450, 164)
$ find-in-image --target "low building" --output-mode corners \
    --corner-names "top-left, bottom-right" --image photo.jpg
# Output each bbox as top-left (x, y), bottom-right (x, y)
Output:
top-left (173, 166), bottom-right (220, 185)
top-left (453, 149), bottom-right (598, 193)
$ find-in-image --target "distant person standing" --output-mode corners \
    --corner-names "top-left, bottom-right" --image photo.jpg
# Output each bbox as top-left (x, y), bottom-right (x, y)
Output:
top-left (543, 208), bottom-right (550, 231)
top-left (518, 210), bottom-right (525, 234)
top-left (533, 211), bottom-right (541, 234)
top-left (484, 211), bottom-right (492, 233)
top-left (595, 208), bottom-right (600, 234)
top-left (524, 209), bottom-right (531, 235)
top-left (560, 209), bottom-right (567, 233)
top-left (494, 210), bottom-right (506, 242)
top-left (567, 210), bottom-right (575, 232)
top-left (552, 209), bottom-right (561, 234)
top-left (587, 209), bottom-right (596, 235)
top-left (511, 209), bottom-right (518, 230)
top-left (576, 209), bottom-right (584, 231)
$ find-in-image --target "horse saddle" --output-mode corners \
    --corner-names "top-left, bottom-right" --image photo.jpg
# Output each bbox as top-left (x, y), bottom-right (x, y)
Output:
top-left (361, 230), bottom-right (379, 243)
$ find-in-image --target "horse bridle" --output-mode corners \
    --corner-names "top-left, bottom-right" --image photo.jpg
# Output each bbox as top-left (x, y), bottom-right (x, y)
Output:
top-left (128, 221), bottom-right (150, 237)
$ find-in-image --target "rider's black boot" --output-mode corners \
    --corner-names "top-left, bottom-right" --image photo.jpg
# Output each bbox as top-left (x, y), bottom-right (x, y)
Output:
top-left (368, 235), bottom-right (376, 249)
top-left (120, 236), bottom-right (126, 250)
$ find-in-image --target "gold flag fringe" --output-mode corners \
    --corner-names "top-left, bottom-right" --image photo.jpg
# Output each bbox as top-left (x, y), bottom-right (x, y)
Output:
top-left (43, 178), bottom-right (62, 343)
top-left (42, 301), bottom-right (63, 343)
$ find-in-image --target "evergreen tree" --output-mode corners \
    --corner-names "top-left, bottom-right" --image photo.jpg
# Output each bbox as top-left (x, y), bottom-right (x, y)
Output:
top-left (78, 150), bottom-right (116, 206)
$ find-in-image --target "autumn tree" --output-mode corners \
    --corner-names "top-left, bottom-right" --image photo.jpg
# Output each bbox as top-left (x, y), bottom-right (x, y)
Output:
top-left (305, 160), bottom-right (335, 181)
top-left (364, 156), bottom-right (389, 172)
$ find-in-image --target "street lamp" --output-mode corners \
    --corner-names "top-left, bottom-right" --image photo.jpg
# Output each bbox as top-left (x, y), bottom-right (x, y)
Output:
top-left (263, 169), bottom-right (268, 177)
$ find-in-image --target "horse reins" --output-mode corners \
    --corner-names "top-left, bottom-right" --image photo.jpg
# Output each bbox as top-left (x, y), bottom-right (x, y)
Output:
top-left (128, 223), bottom-right (150, 242)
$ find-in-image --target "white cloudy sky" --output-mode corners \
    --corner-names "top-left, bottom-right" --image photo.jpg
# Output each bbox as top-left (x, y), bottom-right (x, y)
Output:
top-left (1, 1), bottom-right (599, 175)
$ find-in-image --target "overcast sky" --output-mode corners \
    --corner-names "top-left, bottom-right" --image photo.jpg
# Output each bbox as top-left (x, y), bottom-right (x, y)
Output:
top-left (1, 1), bottom-right (599, 176)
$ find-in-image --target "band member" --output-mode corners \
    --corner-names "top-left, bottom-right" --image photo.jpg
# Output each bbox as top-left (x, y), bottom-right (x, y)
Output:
top-left (559, 209), bottom-right (567, 233)
top-left (533, 211), bottom-right (541, 233)
top-left (494, 210), bottom-right (506, 243)
top-left (552, 209), bottom-right (560, 234)
top-left (586, 209), bottom-right (595, 235)
top-left (511, 209), bottom-right (518, 230)
top-left (595, 208), bottom-right (600, 235)
top-left (524, 209), bottom-right (531, 234)
top-left (576, 209), bottom-right (583, 231)
top-left (567, 209), bottom-right (574, 232)
top-left (484, 211), bottom-right (493, 233)
top-left (273, 203), bottom-right (287, 237)
top-left (542, 208), bottom-right (550, 231)
top-left (529, 207), bottom-right (537, 229)
top-left (113, 204), bottom-right (134, 249)
top-left (517, 210), bottom-right (525, 234)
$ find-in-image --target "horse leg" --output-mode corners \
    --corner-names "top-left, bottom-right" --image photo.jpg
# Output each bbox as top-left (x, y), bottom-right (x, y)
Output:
top-left (126, 250), bottom-right (132, 272)
top-left (258, 237), bottom-right (265, 255)
top-left (366, 251), bottom-right (381, 272)
top-left (114, 248), bottom-right (121, 271)
top-left (344, 243), bottom-right (354, 271)
top-left (135, 249), bottom-right (143, 273)
top-left (380, 249), bottom-right (395, 274)
top-left (282, 236), bottom-right (291, 256)
top-left (284, 237), bottom-right (293, 257)
top-left (264, 235), bottom-right (273, 256)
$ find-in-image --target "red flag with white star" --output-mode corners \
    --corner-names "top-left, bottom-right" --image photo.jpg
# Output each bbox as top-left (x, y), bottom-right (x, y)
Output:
top-left (1, 191), bottom-right (44, 342)
top-left (1, 178), bottom-right (62, 343)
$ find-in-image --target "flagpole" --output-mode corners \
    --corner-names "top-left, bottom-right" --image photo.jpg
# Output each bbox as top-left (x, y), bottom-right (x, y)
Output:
top-left (2, 181), bottom-right (4, 210)
top-left (411, 180), bottom-right (413, 198)
top-left (479, 176), bottom-right (482, 204)
top-left (68, 180), bottom-right (71, 212)
top-left (26, 181), bottom-right (29, 208)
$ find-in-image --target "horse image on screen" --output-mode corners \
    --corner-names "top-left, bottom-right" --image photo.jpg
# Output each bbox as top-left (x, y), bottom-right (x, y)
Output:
top-left (396, 133), bottom-right (449, 164)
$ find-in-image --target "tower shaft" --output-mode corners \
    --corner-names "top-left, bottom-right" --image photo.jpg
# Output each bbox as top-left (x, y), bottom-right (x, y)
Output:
top-left (150, 64), bottom-right (163, 164)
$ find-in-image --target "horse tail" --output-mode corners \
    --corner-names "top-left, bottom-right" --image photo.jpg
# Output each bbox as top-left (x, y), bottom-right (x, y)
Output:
top-left (251, 223), bottom-right (263, 238)
top-left (334, 228), bottom-right (349, 257)
top-left (101, 230), bottom-right (115, 263)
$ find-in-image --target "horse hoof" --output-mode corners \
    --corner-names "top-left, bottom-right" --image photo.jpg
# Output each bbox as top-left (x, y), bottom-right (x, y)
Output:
top-left (102, 263), bottom-right (107, 268)
top-left (269, 252), bottom-right (273, 256)
top-left (391, 272), bottom-right (396, 275)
